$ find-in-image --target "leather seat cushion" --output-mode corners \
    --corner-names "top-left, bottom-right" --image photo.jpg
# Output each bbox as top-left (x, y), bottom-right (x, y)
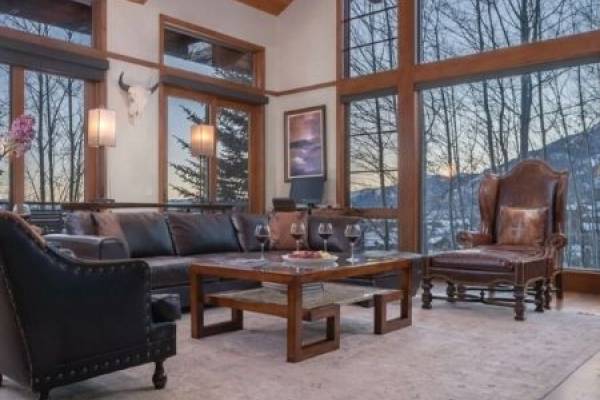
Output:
top-left (168, 213), bottom-right (241, 256)
top-left (144, 256), bottom-right (218, 288)
top-left (430, 246), bottom-right (545, 272)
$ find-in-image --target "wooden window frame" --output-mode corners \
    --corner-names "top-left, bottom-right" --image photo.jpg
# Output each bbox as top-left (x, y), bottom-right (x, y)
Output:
top-left (6, 0), bottom-right (108, 206)
top-left (336, 0), bottom-right (600, 254)
top-left (159, 14), bottom-right (266, 92)
top-left (159, 85), bottom-right (264, 213)
top-left (158, 16), bottom-right (266, 213)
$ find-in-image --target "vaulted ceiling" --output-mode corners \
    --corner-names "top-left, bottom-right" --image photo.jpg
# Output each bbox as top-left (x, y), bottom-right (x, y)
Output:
top-left (233, 0), bottom-right (294, 16)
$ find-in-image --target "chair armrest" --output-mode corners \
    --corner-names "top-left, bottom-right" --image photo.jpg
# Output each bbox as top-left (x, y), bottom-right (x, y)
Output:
top-left (26, 248), bottom-right (154, 370)
top-left (45, 234), bottom-right (129, 260)
top-left (544, 233), bottom-right (568, 259)
top-left (456, 231), bottom-right (493, 248)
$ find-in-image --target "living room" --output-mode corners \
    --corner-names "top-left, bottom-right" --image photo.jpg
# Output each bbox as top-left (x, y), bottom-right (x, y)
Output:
top-left (0, 0), bottom-right (599, 399)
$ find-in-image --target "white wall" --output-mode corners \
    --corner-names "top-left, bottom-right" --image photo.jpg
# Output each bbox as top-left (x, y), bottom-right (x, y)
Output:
top-left (104, 0), bottom-right (337, 208)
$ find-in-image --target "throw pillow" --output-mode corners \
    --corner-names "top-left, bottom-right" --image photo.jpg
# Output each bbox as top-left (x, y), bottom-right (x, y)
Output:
top-left (497, 206), bottom-right (548, 246)
top-left (268, 211), bottom-right (307, 251)
top-left (167, 213), bottom-right (240, 256)
top-left (231, 213), bottom-right (269, 252)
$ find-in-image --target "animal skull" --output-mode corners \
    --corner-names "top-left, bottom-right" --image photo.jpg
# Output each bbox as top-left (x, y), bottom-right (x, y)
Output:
top-left (119, 72), bottom-right (159, 119)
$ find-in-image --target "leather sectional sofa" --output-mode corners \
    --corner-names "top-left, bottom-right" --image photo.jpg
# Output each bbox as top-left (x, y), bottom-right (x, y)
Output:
top-left (46, 210), bottom-right (421, 307)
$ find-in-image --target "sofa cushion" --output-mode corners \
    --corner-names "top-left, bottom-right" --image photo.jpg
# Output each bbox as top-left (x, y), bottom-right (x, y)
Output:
top-left (430, 246), bottom-right (544, 273)
top-left (231, 213), bottom-right (269, 252)
top-left (64, 211), bottom-right (96, 235)
top-left (168, 213), bottom-right (240, 256)
top-left (269, 211), bottom-right (307, 251)
top-left (95, 212), bottom-right (175, 258)
top-left (307, 215), bottom-right (364, 253)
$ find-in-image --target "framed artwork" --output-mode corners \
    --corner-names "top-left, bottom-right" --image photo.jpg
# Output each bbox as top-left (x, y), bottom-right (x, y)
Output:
top-left (284, 105), bottom-right (327, 182)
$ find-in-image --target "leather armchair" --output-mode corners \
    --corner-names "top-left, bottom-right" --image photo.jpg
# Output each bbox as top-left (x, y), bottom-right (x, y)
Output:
top-left (423, 160), bottom-right (569, 320)
top-left (0, 212), bottom-right (176, 400)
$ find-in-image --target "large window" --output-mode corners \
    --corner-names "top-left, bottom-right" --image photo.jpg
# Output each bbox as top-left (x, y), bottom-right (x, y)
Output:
top-left (423, 64), bottom-right (600, 269)
top-left (163, 26), bottom-right (256, 86)
top-left (24, 71), bottom-right (86, 203)
top-left (217, 107), bottom-right (249, 203)
top-left (420, 0), bottom-right (600, 63)
top-left (167, 96), bottom-right (210, 202)
top-left (346, 93), bottom-right (399, 250)
top-left (342, 0), bottom-right (398, 77)
top-left (165, 93), bottom-right (251, 205)
top-left (0, 0), bottom-right (93, 46)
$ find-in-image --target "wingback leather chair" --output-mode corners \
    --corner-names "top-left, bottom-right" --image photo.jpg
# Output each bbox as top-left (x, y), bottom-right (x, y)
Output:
top-left (0, 212), bottom-right (176, 399)
top-left (423, 160), bottom-right (568, 320)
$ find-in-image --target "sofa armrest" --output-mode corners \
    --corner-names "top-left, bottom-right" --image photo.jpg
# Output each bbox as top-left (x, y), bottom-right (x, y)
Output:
top-left (456, 231), bottom-right (493, 248)
top-left (45, 234), bottom-right (129, 260)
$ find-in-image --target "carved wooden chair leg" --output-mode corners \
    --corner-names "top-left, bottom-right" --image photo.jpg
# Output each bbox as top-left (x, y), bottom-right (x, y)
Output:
top-left (446, 282), bottom-right (457, 302)
top-left (544, 278), bottom-right (553, 310)
top-left (514, 285), bottom-right (526, 321)
top-left (534, 280), bottom-right (544, 313)
top-left (152, 360), bottom-right (167, 390)
top-left (39, 390), bottom-right (50, 400)
top-left (421, 278), bottom-right (433, 309)
top-left (488, 285), bottom-right (496, 299)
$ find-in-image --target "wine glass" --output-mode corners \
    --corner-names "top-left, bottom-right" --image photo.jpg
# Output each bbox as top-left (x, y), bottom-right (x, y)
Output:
top-left (318, 222), bottom-right (334, 253)
top-left (254, 224), bottom-right (271, 261)
top-left (344, 223), bottom-right (362, 263)
top-left (290, 222), bottom-right (306, 252)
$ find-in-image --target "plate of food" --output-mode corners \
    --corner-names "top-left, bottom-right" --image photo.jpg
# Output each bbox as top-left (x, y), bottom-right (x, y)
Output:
top-left (282, 251), bottom-right (338, 265)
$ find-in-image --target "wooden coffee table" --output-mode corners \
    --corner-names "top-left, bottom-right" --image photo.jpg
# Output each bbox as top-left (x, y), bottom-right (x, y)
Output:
top-left (190, 253), bottom-right (413, 362)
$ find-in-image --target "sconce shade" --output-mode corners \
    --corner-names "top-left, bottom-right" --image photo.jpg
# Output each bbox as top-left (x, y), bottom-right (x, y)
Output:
top-left (191, 124), bottom-right (215, 157)
top-left (88, 108), bottom-right (116, 148)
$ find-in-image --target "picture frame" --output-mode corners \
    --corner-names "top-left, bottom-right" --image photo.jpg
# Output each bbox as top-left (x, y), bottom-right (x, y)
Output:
top-left (284, 105), bottom-right (327, 182)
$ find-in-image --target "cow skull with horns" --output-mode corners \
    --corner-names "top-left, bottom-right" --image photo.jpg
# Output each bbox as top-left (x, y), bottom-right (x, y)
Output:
top-left (119, 72), bottom-right (159, 119)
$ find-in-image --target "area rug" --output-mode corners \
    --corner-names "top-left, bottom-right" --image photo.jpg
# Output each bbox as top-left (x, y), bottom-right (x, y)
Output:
top-left (2, 302), bottom-right (600, 400)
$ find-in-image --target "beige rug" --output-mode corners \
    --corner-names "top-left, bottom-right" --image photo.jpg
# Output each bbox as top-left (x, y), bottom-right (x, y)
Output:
top-left (2, 301), bottom-right (600, 400)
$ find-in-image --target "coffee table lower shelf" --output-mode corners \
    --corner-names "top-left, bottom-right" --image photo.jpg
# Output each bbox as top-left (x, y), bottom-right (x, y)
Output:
top-left (195, 283), bottom-right (408, 362)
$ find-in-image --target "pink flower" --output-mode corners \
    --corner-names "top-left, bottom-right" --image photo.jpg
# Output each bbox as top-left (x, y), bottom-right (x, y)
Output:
top-left (0, 114), bottom-right (36, 158)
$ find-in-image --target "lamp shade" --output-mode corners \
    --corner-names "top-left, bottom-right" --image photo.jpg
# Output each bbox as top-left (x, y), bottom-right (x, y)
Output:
top-left (191, 124), bottom-right (215, 157)
top-left (88, 108), bottom-right (116, 148)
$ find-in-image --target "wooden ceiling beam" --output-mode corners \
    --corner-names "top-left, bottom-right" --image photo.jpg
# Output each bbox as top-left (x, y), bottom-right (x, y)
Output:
top-left (233, 0), bottom-right (293, 16)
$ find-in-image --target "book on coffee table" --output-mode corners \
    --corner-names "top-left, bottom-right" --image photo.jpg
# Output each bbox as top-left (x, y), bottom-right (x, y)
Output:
top-left (262, 282), bottom-right (324, 294)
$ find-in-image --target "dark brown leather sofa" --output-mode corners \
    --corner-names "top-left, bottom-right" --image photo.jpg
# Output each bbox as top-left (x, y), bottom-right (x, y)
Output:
top-left (46, 211), bottom-right (422, 308)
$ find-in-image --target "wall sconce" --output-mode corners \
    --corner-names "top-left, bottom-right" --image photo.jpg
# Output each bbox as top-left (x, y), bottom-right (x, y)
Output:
top-left (191, 124), bottom-right (215, 157)
top-left (88, 108), bottom-right (116, 148)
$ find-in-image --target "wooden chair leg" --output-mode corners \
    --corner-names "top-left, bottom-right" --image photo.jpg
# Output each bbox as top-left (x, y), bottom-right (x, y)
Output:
top-left (422, 277), bottom-right (433, 309)
top-left (544, 278), bottom-right (553, 310)
top-left (514, 285), bottom-right (526, 321)
top-left (446, 282), bottom-right (457, 303)
top-left (534, 280), bottom-right (544, 313)
top-left (152, 360), bottom-right (167, 390)
top-left (555, 272), bottom-right (564, 300)
top-left (457, 284), bottom-right (467, 300)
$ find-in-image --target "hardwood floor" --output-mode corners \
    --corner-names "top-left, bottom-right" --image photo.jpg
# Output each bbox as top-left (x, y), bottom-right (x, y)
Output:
top-left (543, 292), bottom-right (600, 400)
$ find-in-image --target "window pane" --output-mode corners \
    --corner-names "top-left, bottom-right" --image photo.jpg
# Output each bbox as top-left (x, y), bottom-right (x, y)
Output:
top-left (0, 0), bottom-right (92, 46)
top-left (164, 28), bottom-right (254, 86)
top-left (364, 218), bottom-right (398, 250)
top-left (217, 107), bottom-right (249, 204)
top-left (344, 0), bottom-right (398, 77)
top-left (423, 64), bottom-right (600, 270)
top-left (25, 71), bottom-right (85, 203)
top-left (420, 0), bottom-right (600, 63)
top-left (167, 97), bottom-right (210, 203)
top-left (0, 64), bottom-right (9, 203)
top-left (348, 94), bottom-right (399, 208)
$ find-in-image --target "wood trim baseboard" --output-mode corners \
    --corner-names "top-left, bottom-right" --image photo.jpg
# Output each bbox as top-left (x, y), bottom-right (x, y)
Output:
top-left (562, 269), bottom-right (600, 295)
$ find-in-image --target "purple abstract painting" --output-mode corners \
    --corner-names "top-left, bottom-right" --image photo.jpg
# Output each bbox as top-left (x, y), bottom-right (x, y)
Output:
top-left (285, 106), bottom-right (326, 181)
